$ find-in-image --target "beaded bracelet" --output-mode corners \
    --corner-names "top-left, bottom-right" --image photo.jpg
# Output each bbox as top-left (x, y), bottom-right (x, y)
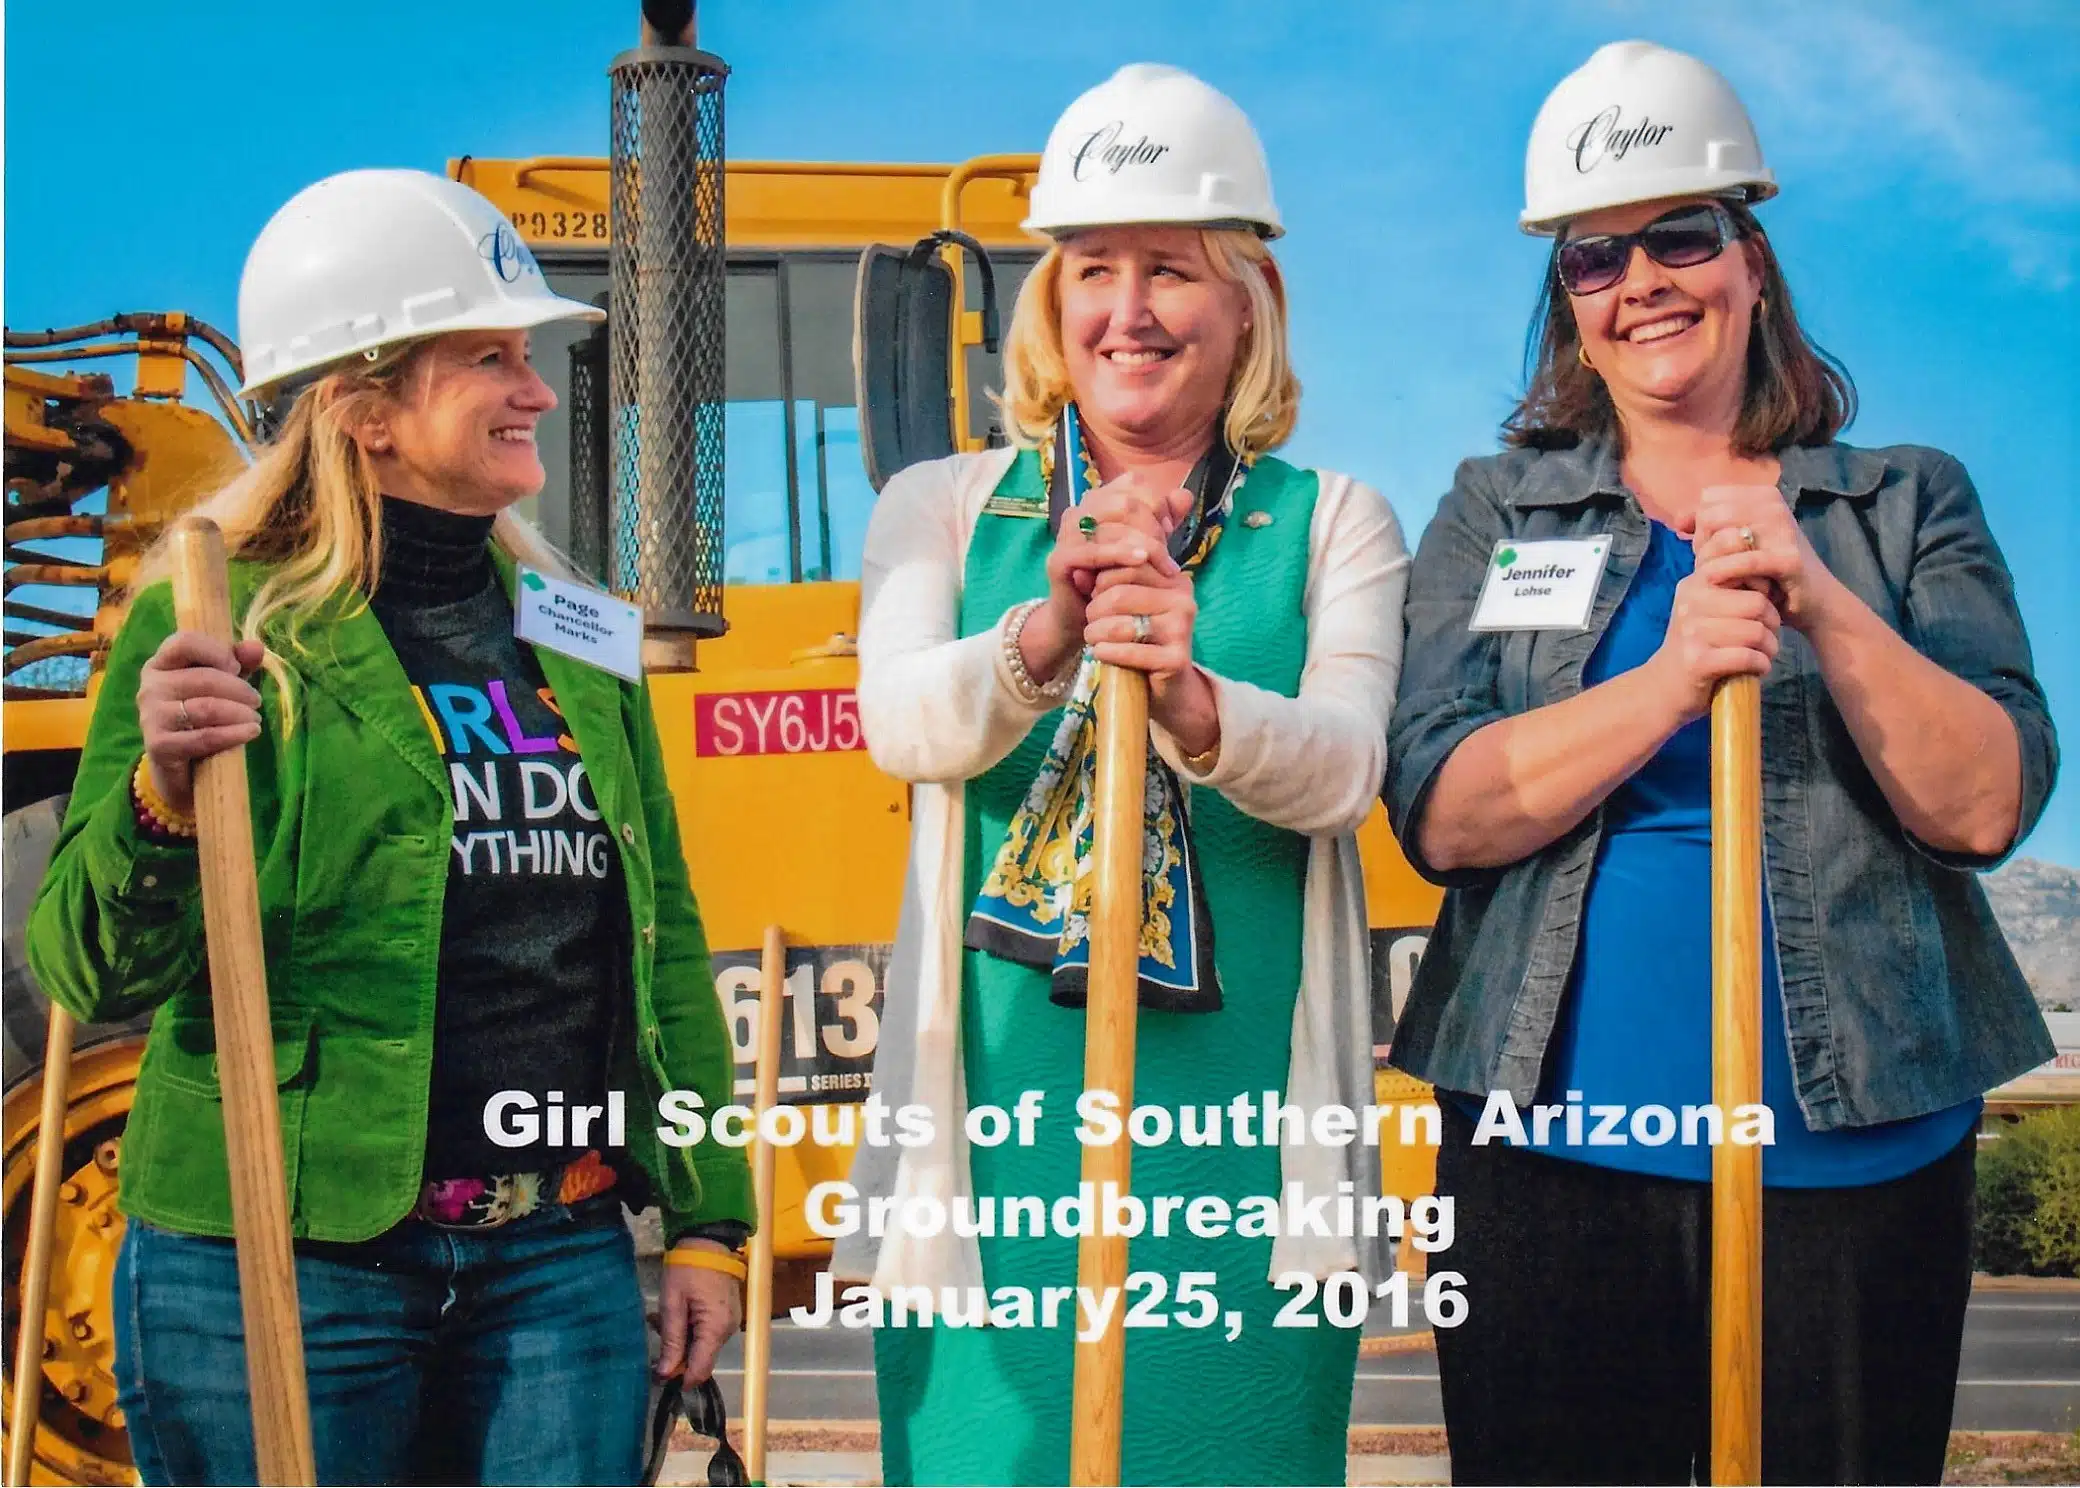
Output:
top-left (663, 1246), bottom-right (748, 1281)
top-left (1179, 737), bottom-right (1223, 776)
top-left (1002, 600), bottom-right (1075, 706)
top-left (132, 758), bottom-right (198, 838)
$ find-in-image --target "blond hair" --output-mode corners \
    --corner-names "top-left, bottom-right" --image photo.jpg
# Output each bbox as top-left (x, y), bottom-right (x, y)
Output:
top-left (995, 227), bottom-right (1300, 461)
top-left (129, 339), bottom-right (569, 731)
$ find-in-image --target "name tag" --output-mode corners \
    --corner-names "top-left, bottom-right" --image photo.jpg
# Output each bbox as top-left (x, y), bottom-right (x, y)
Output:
top-left (514, 566), bottom-right (644, 681)
top-left (981, 490), bottom-right (1047, 519)
top-left (1469, 537), bottom-right (1611, 632)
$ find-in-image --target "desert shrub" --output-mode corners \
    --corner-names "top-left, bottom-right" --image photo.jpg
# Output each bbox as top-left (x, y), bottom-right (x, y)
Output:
top-left (1975, 1106), bottom-right (2080, 1278)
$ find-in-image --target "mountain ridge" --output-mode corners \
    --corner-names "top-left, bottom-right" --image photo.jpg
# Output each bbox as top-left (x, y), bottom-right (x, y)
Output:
top-left (1986, 857), bottom-right (2079, 1015)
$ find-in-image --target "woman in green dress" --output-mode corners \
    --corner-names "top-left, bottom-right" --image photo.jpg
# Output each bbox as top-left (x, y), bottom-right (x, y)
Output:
top-left (842, 63), bottom-right (1412, 1485)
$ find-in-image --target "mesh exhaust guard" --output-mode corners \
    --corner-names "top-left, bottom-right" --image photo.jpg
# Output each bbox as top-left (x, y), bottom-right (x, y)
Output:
top-left (606, 44), bottom-right (730, 640)
top-left (566, 318), bottom-right (610, 586)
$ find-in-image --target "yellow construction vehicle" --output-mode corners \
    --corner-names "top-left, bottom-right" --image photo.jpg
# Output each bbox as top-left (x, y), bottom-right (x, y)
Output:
top-left (3, 317), bottom-right (256, 1485)
top-left (0, 27), bottom-right (1445, 1488)
top-left (459, 138), bottom-right (1446, 1249)
top-left (0, 162), bottom-right (1445, 1488)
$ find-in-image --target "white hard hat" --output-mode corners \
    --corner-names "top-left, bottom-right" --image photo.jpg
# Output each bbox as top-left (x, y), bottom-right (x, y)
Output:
top-left (236, 169), bottom-right (604, 396)
top-left (1022, 63), bottom-right (1283, 240)
top-left (1520, 41), bottom-right (1776, 236)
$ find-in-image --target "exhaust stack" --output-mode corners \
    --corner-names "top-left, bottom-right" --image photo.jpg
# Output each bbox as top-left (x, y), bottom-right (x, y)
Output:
top-left (607, 5), bottom-right (729, 660)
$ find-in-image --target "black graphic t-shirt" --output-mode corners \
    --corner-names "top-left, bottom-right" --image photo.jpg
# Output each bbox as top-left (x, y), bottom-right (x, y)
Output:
top-left (370, 500), bottom-right (622, 1179)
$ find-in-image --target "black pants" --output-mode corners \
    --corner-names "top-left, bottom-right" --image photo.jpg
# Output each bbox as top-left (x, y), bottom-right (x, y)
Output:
top-left (1432, 1102), bottom-right (1975, 1485)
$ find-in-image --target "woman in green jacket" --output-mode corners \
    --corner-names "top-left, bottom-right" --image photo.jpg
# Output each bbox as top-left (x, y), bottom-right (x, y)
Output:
top-left (26, 169), bottom-right (750, 1486)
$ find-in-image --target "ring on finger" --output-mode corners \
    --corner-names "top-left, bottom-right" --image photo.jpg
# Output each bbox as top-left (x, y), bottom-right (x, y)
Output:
top-left (1739, 526), bottom-right (1757, 550)
top-left (1077, 513), bottom-right (1098, 539)
top-left (1130, 613), bottom-right (1153, 644)
top-left (175, 700), bottom-right (195, 732)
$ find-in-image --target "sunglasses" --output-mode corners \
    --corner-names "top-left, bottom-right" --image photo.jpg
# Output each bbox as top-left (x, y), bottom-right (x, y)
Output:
top-left (643, 1375), bottom-right (748, 1487)
top-left (1555, 202), bottom-right (1741, 297)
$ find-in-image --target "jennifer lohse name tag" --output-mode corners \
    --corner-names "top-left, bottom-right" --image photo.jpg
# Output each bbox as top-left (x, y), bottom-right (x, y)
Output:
top-left (514, 566), bottom-right (644, 681)
top-left (1469, 537), bottom-right (1612, 632)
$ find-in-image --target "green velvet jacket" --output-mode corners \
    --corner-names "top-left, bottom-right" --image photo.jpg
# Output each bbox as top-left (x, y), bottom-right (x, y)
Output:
top-left (26, 554), bottom-right (752, 1243)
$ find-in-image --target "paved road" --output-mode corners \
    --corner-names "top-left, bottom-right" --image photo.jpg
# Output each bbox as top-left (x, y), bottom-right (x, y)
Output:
top-left (694, 1287), bottom-right (2080, 1433)
top-left (1956, 1293), bottom-right (2080, 1431)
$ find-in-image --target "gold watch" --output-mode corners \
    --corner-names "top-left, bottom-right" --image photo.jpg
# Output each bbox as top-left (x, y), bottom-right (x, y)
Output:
top-left (1180, 737), bottom-right (1221, 775)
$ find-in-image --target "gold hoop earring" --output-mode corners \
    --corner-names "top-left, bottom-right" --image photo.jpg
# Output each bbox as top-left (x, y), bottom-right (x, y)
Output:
top-left (1756, 296), bottom-right (1767, 316)
top-left (1577, 343), bottom-right (1594, 370)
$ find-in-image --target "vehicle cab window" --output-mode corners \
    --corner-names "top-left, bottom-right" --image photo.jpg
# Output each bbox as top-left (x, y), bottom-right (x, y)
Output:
top-left (540, 250), bottom-right (1034, 587)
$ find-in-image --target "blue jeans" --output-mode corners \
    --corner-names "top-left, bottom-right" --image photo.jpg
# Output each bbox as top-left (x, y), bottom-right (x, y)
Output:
top-left (112, 1199), bottom-right (649, 1485)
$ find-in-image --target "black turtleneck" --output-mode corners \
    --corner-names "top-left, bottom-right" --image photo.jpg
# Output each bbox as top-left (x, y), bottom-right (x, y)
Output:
top-left (368, 496), bottom-right (624, 1181)
top-left (371, 495), bottom-right (495, 609)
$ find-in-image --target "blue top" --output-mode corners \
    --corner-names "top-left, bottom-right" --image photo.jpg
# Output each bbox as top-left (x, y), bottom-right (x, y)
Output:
top-left (1386, 442), bottom-right (2054, 1128)
top-left (1535, 521), bottom-right (1980, 1186)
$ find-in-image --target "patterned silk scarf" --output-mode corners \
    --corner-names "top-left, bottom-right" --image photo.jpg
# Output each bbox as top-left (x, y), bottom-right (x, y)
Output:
top-left (963, 408), bottom-right (1243, 1013)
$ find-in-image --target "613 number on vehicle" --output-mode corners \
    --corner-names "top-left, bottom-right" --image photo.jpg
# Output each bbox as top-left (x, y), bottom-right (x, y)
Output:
top-left (711, 943), bottom-right (889, 1105)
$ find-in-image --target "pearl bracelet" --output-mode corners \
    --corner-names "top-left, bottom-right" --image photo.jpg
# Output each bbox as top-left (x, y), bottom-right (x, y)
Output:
top-left (1002, 600), bottom-right (1075, 705)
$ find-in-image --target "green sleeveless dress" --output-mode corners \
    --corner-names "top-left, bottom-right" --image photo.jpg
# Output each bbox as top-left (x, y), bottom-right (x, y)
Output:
top-left (874, 451), bottom-right (1358, 1486)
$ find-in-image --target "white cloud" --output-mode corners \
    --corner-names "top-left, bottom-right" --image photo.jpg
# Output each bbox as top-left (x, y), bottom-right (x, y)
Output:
top-left (1976, 219), bottom-right (2077, 293)
top-left (1687, 0), bottom-right (2079, 285)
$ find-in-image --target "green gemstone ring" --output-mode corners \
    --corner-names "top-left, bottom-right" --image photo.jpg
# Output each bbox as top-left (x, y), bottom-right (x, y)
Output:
top-left (1076, 513), bottom-right (1098, 538)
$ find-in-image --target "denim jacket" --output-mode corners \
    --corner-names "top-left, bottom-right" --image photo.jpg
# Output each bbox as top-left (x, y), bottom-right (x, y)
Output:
top-left (1384, 438), bottom-right (2057, 1130)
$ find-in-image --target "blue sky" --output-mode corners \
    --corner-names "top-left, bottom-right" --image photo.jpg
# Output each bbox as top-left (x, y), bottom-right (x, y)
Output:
top-left (6, 1), bottom-right (2076, 864)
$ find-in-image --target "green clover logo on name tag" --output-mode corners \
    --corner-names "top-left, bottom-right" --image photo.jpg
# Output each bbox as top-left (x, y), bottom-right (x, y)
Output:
top-left (522, 571), bottom-right (547, 591)
top-left (1495, 547), bottom-right (1518, 569)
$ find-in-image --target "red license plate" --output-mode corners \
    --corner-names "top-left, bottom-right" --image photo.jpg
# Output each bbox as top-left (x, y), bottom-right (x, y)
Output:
top-left (695, 688), bottom-right (864, 757)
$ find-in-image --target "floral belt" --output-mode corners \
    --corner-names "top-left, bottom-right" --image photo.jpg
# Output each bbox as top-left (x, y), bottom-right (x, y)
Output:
top-left (413, 1150), bottom-right (619, 1229)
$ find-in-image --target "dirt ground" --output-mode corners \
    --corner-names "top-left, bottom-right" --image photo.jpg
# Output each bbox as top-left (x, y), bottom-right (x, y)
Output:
top-left (672, 1425), bottom-right (2080, 1484)
top-left (1944, 1431), bottom-right (2080, 1486)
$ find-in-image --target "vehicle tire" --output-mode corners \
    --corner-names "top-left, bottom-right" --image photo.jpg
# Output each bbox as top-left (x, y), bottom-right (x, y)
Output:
top-left (2, 793), bottom-right (162, 1484)
top-left (3, 795), bottom-right (155, 1090)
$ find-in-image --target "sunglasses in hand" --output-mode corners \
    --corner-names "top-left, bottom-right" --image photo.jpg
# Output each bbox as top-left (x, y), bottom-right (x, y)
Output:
top-left (1555, 201), bottom-right (1742, 297)
top-left (643, 1374), bottom-right (748, 1487)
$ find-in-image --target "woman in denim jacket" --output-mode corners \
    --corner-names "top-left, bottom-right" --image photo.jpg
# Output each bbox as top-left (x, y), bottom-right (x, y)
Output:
top-left (1384, 43), bottom-right (2057, 1486)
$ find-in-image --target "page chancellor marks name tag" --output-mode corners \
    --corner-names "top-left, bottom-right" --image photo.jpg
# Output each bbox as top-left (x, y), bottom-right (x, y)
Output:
top-left (1469, 537), bottom-right (1612, 632)
top-left (513, 566), bottom-right (644, 681)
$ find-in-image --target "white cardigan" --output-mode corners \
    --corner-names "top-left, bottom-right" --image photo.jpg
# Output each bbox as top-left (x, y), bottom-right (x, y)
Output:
top-left (834, 447), bottom-right (1412, 1289)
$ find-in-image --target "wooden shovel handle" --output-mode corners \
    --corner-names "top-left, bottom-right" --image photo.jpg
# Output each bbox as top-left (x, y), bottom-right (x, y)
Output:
top-left (1710, 674), bottom-right (1763, 1484)
top-left (169, 519), bottom-right (316, 1486)
top-left (743, 924), bottom-right (787, 1484)
top-left (6, 1006), bottom-right (78, 1487)
top-left (1069, 664), bottom-right (1150, 1487)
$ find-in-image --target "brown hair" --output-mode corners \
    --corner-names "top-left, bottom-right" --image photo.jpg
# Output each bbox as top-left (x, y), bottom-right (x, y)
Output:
top-left (1501, 204), bottom-right (1856, 456)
